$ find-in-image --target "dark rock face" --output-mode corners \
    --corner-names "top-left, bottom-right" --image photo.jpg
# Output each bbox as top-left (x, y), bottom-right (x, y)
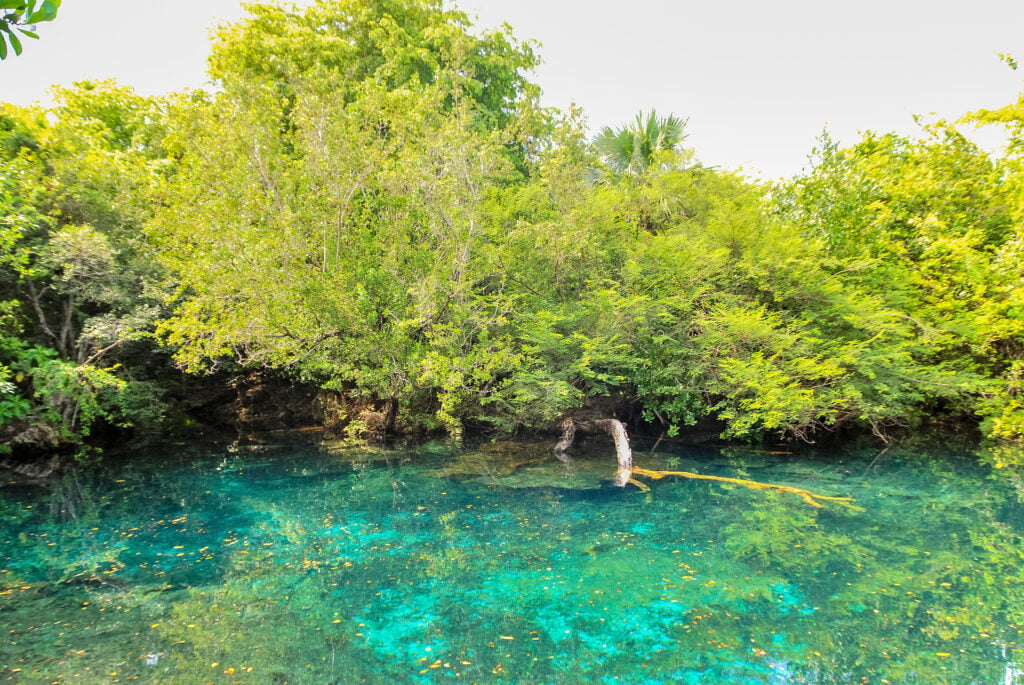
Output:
top-left (1, 421), bottom-right (60, 449)
top-left (222, 372), bottom-right (397, 442)
top-left (232, 371), bottom-right (324, 433)
top-left (0, 453), bottom-right (62, 479)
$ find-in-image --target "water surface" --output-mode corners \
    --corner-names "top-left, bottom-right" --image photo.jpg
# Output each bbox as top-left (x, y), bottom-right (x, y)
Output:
top-left (2, 438), bottom-right (1023, 683)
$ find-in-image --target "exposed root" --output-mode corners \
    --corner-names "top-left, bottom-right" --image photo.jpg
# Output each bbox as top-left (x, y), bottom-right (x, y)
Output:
top-left (627, 477), bottom-right (651, 493)
top-left (631, 466), bottom-right (863, 510)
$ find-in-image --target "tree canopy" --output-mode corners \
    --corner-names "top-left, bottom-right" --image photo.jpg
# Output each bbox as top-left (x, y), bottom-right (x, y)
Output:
top-left (1, 0), bottom-right (1023, 457)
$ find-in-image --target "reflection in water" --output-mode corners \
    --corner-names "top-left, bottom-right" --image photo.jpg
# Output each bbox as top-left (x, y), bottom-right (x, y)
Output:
top-left (1, 439), bottom-right (1023, 683)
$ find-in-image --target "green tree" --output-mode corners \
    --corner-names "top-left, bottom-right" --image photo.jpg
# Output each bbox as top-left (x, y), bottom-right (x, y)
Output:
top-left (772, 119), bottom-right (1020, 443)
top-left (0, 82), bottom-right (170, 454)
top-left (150, 0), bottom-right (545, 434)
top-left (963, 77), bottom-right (1024, 444)
top-left (590, 110), bottom-right (701, 234)
top-left (594, 109), bottom-right (687, 177)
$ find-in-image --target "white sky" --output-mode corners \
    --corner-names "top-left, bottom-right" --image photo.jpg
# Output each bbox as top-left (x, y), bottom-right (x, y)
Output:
top-left (3, 0), bottom-right (1023, 179)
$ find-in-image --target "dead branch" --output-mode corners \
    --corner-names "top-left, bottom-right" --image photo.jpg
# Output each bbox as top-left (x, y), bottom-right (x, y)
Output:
top-left (554, 418), bottom-right (633, 486)
top-left (554, 416), bottom-right (860, 509)
top-left (631, 466), bottom-right (863, 510)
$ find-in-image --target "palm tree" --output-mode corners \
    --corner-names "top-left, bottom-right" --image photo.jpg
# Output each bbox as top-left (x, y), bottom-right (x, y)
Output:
top-left (594, 110), bottom-right (688, 177)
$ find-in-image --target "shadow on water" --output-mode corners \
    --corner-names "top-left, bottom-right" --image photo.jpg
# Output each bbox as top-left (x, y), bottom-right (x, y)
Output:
top-left (482, 481), bottom-right (635, 503)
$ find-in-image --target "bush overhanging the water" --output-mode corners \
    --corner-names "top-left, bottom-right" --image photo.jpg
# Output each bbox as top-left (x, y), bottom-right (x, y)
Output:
top-left (1, 0), bottom-right (1023, 456)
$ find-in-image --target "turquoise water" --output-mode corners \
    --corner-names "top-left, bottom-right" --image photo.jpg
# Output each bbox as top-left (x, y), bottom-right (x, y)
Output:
top-left (2, 438), bottom-right (1024, 684)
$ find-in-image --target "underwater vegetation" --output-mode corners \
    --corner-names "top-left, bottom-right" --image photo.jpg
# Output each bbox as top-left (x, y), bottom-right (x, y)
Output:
top-left (2, 439), bottom-right (1024, 684)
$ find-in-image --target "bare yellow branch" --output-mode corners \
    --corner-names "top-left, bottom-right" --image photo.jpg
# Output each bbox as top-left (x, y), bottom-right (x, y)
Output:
top-left (631, 466), bottom-right (863, 511)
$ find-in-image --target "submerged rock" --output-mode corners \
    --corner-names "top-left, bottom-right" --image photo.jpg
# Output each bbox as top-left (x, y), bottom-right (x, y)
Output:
top-left (319, 441), bottom-right (399, 463)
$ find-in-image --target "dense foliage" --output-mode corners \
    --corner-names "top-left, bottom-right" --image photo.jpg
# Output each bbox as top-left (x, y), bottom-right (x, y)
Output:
top-left (2, 0), bottom-right (1023, 456)
top-left (0, 81), bottom-right (171, 455)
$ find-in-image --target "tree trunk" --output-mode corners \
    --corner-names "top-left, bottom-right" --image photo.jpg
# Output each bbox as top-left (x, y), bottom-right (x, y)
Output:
top-left (382, 395), bottom-right (399, 435)
top-left (553, 418), bottom-right (634, 487)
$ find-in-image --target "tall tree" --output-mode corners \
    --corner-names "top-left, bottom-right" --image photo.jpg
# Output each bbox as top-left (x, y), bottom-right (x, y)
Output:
top-left (150, 0), bottom-right (545, 433)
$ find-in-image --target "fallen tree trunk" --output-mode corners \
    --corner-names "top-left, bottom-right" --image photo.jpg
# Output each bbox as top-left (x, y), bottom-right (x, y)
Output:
top-left (554, 418), bottom-right (633, 487)
top-left (553, 417), bottom-right (861, 509)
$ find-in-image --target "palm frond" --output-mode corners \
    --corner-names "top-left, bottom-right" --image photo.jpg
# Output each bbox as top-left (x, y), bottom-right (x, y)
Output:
top-left (593, 109), bottom-right (689, 177)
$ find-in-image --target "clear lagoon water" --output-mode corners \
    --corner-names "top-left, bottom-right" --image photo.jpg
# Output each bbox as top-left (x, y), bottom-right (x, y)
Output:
top-left (2, 437), bottom-right (1024, 684)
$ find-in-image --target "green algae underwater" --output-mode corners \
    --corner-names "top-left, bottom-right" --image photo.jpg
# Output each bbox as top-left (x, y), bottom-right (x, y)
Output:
top-left (2, 438), bottom-right (1024, 684)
